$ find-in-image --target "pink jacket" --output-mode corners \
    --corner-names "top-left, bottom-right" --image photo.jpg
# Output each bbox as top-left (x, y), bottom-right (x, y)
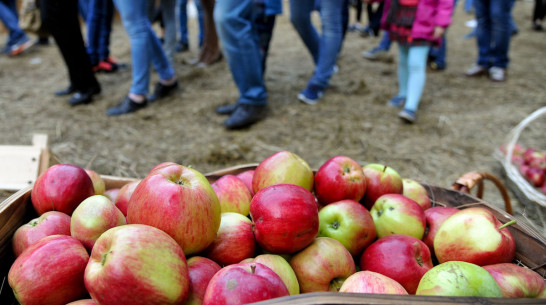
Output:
top-left (381, 0), bottom-right (454, 44)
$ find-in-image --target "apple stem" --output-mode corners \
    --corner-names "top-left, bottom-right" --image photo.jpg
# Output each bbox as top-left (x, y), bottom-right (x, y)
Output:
top-left (250, 264), bottom-right (256, 274)
top-left (498, 220), bottom-right (517, 230)
top-left (383, 165), bottom-right (388, 172)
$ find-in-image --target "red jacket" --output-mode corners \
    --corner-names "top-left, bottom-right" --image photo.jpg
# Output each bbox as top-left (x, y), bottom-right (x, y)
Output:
top-left (381, 0), bottom-right (454, 44)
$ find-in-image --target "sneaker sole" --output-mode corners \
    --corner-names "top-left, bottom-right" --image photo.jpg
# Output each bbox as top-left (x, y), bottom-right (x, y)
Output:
top-left (297, 93), bottom-right (319, 105)
top-left (398, 112), bottom-right (416, 123)
top-left (9, 40), bottom-right (35, 56)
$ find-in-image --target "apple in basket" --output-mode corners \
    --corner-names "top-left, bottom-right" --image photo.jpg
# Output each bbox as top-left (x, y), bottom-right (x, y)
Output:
top-left (127, 163), bottom-right (221, 255)
top-left (84, 224), bottom-right (190, 305)
top-left (483, 263), bottom-right (546, 298)
top-left (434, 207), bottom-right (516, 266)
top-left (31, 163), bottom-right (95, 216)
top-left (12, 211), bottom-right (71, 257)
top-left (236, 169), bottom-right (255, 196)
top-left (360, 163), bottom-right (403, 209)
top-left (360, 234), bottom-right (433, 294)
top-left (113, 179), bottom-right (140, 217)
top-left (313, 155), bottom-right (367, 205)
top-left (416, 261), bottom-right (503, 297)
top-left (211, 174), bottom-right (253, 215)
top-left (370, 193), bottom-right (426, 239)
top-left (70, 195), bottom-right (126, 252)
top-left (203, 262), bottom-right (289, 305)
top-left (339, 271), bottom-right (408, 295)
top-left (8, 235), bottom-right (89, 305)
top-left (289, 237), bottom-right (356, 293)
top-left (85, 169), bottom-right (106, 195)
top-left (317, 199), bottom-right (376, 257)
top-left (251, 254), bottom-right (300, 295)
top-left (203, 212), bottom-right (256, 266)
top-left (422, 206), bottom-right (459, 253)
top-left (66, 300), bottom-right (98, 305)
top-left (250, 183), bottom-right (319, 254)
top-left (185, 257), bottom-right (222, 305)
top-left (402, 178), bottom-right (431, 210)
top-left (252, 150), bottom-right (314, 193)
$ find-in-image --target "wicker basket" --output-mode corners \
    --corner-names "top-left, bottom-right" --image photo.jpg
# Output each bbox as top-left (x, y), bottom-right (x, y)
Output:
top-left (1, 165), bottom-right (545, 304)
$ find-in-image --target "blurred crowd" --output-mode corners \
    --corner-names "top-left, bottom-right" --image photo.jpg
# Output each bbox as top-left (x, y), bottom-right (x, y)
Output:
top-left (1, 0), bottom-right (545, 128)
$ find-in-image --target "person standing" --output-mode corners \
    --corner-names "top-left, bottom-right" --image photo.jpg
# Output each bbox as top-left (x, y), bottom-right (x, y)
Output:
top-left (86, 0), bottom-right (119, 73)
top-left (177, 0), bottom-right (204, 52)
top-left (464, 0), bottom-right (514, 82)
top-left (0, 0), bottom-right (35, 56)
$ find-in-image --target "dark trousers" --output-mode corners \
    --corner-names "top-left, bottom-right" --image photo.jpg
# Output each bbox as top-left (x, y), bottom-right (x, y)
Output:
top-left (40, 0), bottom-right (99, 92)
top-left (534, 0), bottom-right (546, 21)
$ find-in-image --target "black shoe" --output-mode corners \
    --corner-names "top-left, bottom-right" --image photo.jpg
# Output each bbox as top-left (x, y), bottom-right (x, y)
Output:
top-left (176, 41), bottom-right (189, 52)
top-left (148, 80), bottom-right (178, 102)
top-left (55, 85), bottom-right (75, 96)
top-left (67, 86), bottom-right (101, 106)
top-left (106, 96), bottom-right (148, 116)
top-left (224, 104), bottom-right (267, 129)
top-left (216, 103), bottom-right (238, 115)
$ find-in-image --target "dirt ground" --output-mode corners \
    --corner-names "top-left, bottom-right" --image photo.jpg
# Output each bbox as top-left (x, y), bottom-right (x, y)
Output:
top-left (1, 1), bottom-right (545, 231)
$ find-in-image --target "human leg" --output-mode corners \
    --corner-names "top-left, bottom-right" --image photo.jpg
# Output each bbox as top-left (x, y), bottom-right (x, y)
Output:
top-left (0, 0), bottom-right (30, 51)
top-left (253, 2), bottom-right (276, 74)
top-left (196, 0), bottom-right (221, 66)
top-left (489, 0), bottom-right (512, 69)
top-left (403, 45), bottom-right (430, 113)
top-left (195, 0), bottom-right (205, 46)
top-left (396, 44), bottom-right (409, 100)
top-left (161, 0), bottom-right (177, 66)
top-left (176, 0), bottom-right (189, 51)
top-left (474, 0), bottom-right (492, 68)
top-left (289, 0), bottom-right (319, 64)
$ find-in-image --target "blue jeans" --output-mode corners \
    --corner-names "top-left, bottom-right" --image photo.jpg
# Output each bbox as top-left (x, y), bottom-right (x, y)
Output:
top-left (149, 0), bottom-right (177, 66)
top-left (113, 0), bottom-right (175, 95)
top-left (79, 0), bottom-right (89, 20)
top-left (290, 0), bottom-right (344, 90)
top-left (0, 0), bottom-right (28, 47)
top-left (474, 0), bottom-right (513, 68)
top-left (377, 31), bottom-right (392, 51)
top-left (86, 0), bottom-right (114, 65)
top-left (178, 0), bottom-right (204, 46)
top-left (214, 0), bottom-right (267, 106)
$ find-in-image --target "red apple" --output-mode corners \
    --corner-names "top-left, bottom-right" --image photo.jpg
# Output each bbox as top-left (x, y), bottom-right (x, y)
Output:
top-left (31, 164), bottom-right (95, 215)
top-left (360, 234), bottom-right (433, 294)
top-left (8, 235), bottom-right (89, 305)
top-left (422, 206), bottom-right (459, 253)
top-left (252, 151), bottom-right (314, 193)
top-left (103, 188), bottom-right (120, 202)
top-left (70, 195), bottom-right (127, 252)
top-left (236, 169), bottom-right (255, 196)
top-left (361, 163), bottom-right (403, 209)
top-left (402, 178), bottom-right (431, 210)
top-left (340, 271), bottom-right (408, 294)
top-left (525, 167), bottom-right (545, 187)
top-left (483, 263), bottom-right (546, 298)
top-left (114, 180), bottom-right (140, 217)
top-left (85, 169), bottom-right (106, 195)
top-left (289, 237), bottom-right (356, 292)
top-left (317, 199), bottom-right (376, 257)
top-left (250, 183), bottom-right (319, 254)
top-left (66, 300), bottom-right (97, 305)
top-left (434, 207), bottom-right (516, 266)
top-left (12, 211), bottom-right (71, 257)
top-left (211, 174), bottom-right (252, 215)
top-left (203, 262), bottom-right (289, 305)
top-left (186, 257), bottom-right (222, 305)
top-left (314, 156), bottom-right (367, 205)
top-left (251, 254), bottom-right (300, 295)
top-left (370, 193), bottom-right (426, 239)
top-left (203, 212), bottom-right (256, 266)
top-left (84, 224), bottom-right (190, 305)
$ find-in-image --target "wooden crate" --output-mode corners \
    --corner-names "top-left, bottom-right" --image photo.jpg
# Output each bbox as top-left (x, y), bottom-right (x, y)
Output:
top-left (1, 165), bottom-right (545, 304)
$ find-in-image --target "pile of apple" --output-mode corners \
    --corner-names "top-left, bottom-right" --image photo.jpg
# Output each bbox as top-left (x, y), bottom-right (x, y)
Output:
top-left (6, 151), bottom-right (546, 305)
top-left (500, 143), bottom-right (546, 194)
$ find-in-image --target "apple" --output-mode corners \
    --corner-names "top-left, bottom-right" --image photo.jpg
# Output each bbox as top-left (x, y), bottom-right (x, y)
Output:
top-left (250, 183), bottom-right (319, 254)
top-left (103, 188), bottom-right (120, 202)
top-left (8, 235), bottom-right (89, 305)
top-left (314, 156), bottom-right (367, 205)
top-left (147, 161), bottom-right (179, 174)
top-left (360, 234), bottom-right (433, 294)
top-left (70, 195), bottom-right (127, 252)
top-left (360, 163), bottom-right (403, 209)
top-left (402, 178), bottom-right (431, 210)
top-left (483, 263), bottom-right (546, 298)
top-left (236, 169), bottom-right (255, 196)
top-left (203, 212), bottom-right (256, 266)
top-left (85, 169), bottom-right (106, 195)
top-left (84, 224), bottom-right (190, 305)
top-left (127, 163), bottom-right (221, 255)
top-left (12, 211), bottom-right (71, 257)
top-left (31, 163), bottom-right (95, 215)
top-left (252, 151), bottom-right (314, 193)
top-left (541, 183), bottom-right (546, 195)
top-left (186, 257), bottom-right (222, 305)
top-left (114, 180), bottom-right (140, 217)
top-left (370, 193), bottom-right (426, 239)
top-left (434, 207), bottom-right (516, 266)
top-left (422, 206), bottom-right (459, 253)
top-left (211, 175), bottom-right (252, 215)
top-left (66, 300), bottom-right (97, 305)
top-left (317, 199), bottom-right (376, 257)
top-left (289, 237), bottom-right (356, 293)
top-left (525, 167), bottom-right (545, 187)
top-left (252, 254), bottom-right (300, 295)
top-left (203, 262), bottom-right (289, 305)
top-left (416, 261), bottom-right (503, 297)
top-left (339, 271), bottom-right (408, 294)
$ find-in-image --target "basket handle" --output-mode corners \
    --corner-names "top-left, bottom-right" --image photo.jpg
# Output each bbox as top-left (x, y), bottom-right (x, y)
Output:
top-left (452, 171), bottom-right (513, 215)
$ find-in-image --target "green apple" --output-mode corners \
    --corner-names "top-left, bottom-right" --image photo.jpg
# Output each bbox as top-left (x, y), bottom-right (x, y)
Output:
top-left (252, 151), bottom-right (314, 193)
top-left (416, 261), bottom-right (503, 297)
top-left (370, 194), bottom-right (426, 239)
top-left (402, 178), bottom-right (431, 210)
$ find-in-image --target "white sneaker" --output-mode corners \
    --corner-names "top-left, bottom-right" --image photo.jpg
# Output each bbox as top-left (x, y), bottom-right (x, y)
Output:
top-left (464, 64), bottom-right (487, 77)
top-left (489, 67), bottom-right (506, 82)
